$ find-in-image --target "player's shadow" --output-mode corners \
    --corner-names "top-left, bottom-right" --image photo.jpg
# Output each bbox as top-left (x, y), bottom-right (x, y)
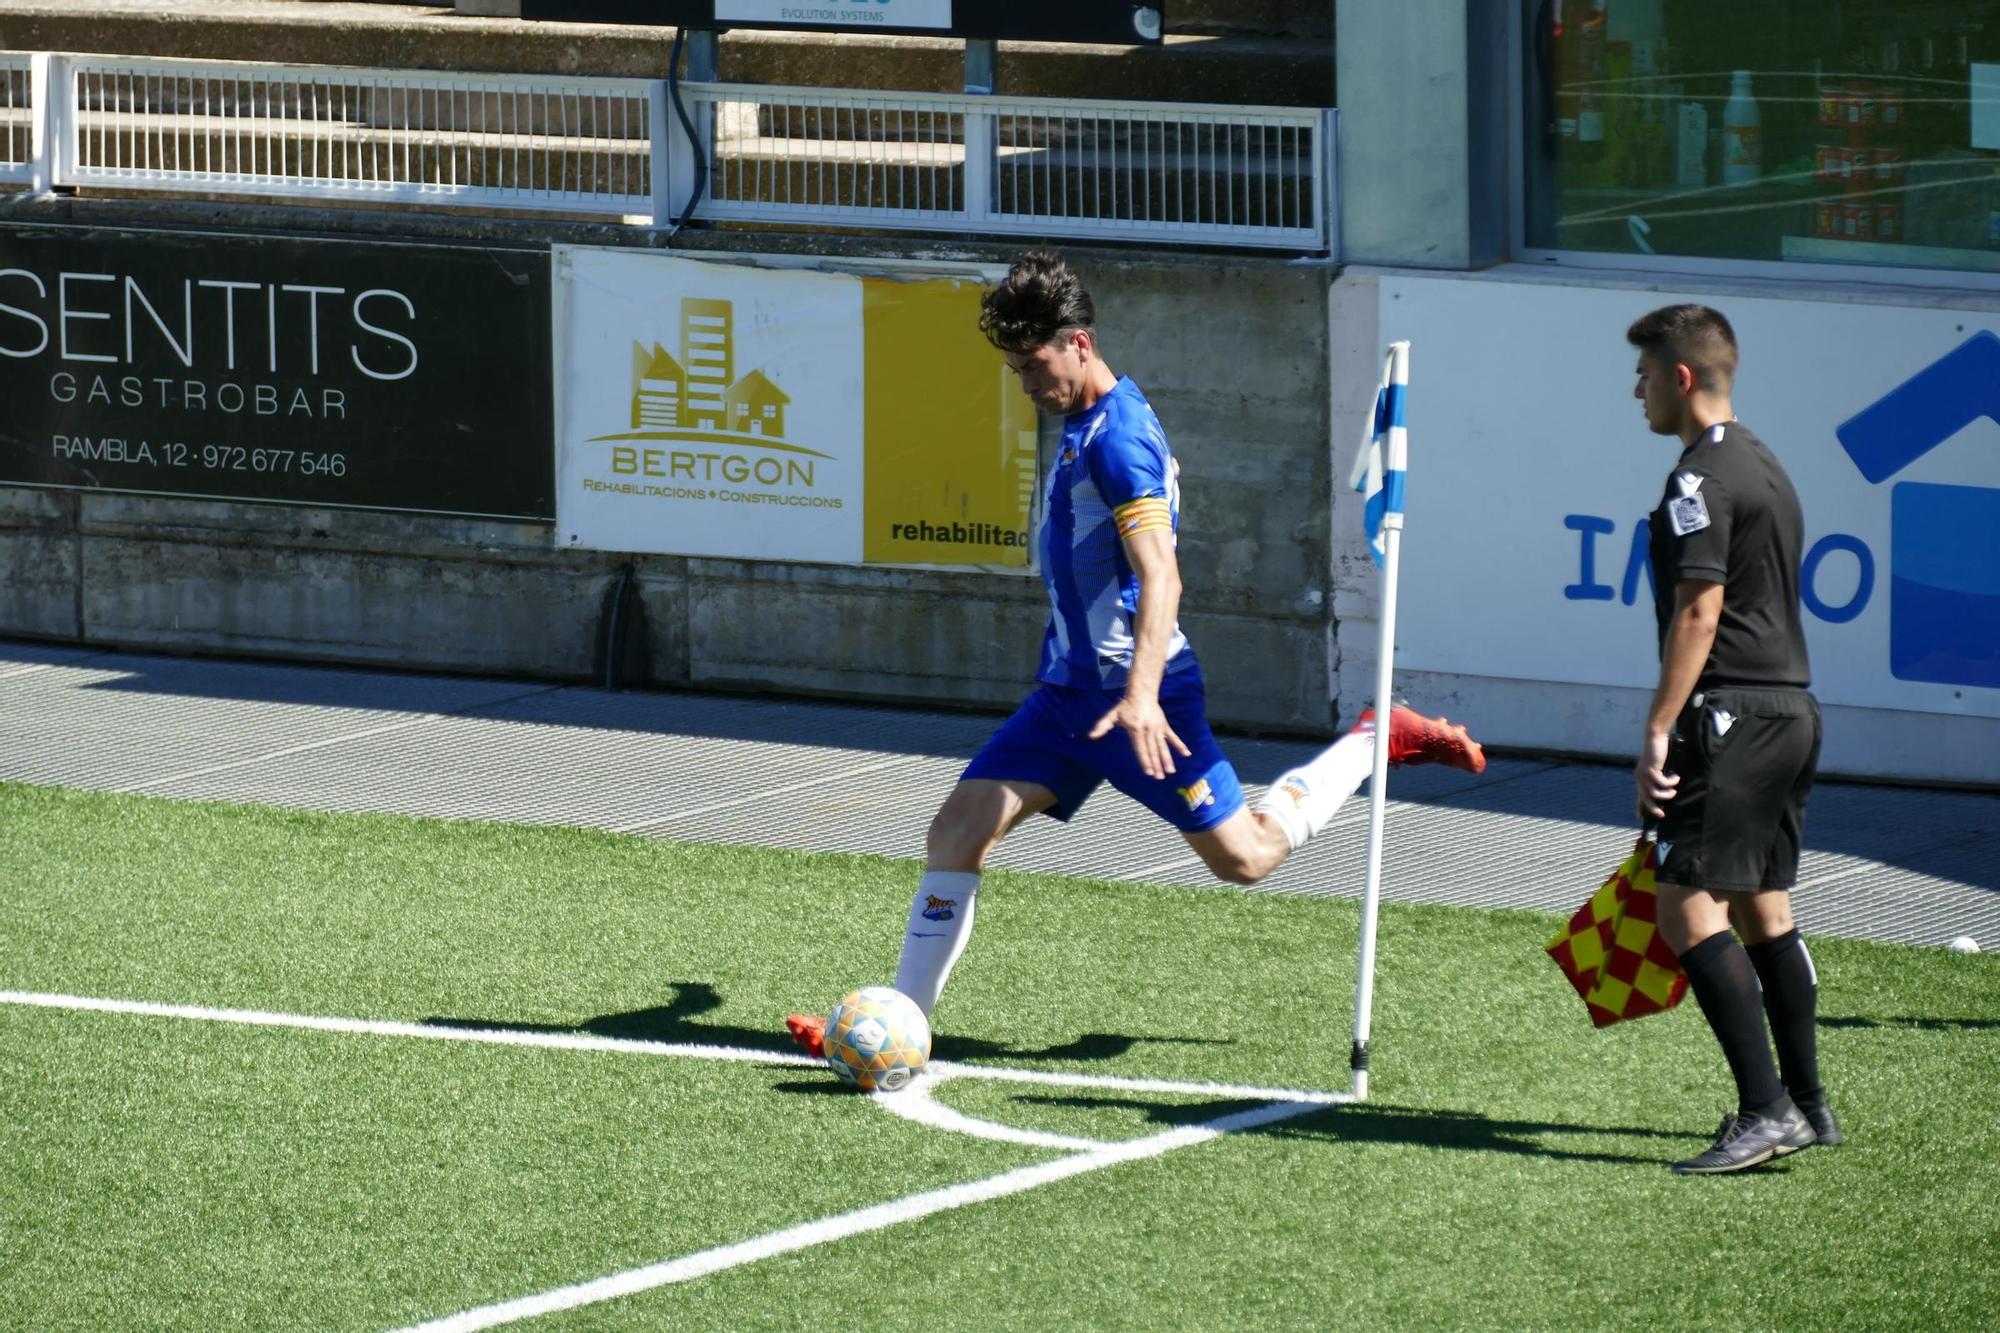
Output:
top-left (1820, 1014), bottom-right (2000, 1032)
top-left (422, 981), bottom-right (790, 1053)
top-left (420, 982), bottom-right (1218, 1065)
top-left (934, 1031), bottom-right (1229, 1063)
top-left (1010, 1096), bottom-right (1697, 1168)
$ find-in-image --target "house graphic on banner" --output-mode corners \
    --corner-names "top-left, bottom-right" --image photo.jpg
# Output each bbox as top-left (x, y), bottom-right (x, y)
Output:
top-left (726, 370), bottom-right (789, 437)
top-left (614, 297), bottom-right (807, 451)
top-left (1836, 330), bottom-right (2000, 691)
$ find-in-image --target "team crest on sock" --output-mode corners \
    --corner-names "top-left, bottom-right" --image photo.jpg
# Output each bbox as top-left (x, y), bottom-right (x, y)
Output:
top-left (1275, 776), bottom-right (1309, 807)
top-left (920, 895), bottom-right (957, 923)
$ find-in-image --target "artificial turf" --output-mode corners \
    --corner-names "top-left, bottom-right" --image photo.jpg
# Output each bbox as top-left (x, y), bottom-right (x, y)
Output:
top-left (2, 780), bottom-right (1994, 1330)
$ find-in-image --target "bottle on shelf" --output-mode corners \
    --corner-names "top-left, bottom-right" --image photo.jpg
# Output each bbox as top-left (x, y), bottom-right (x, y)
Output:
top-left (1722, 69), bottom-right (1762, 185)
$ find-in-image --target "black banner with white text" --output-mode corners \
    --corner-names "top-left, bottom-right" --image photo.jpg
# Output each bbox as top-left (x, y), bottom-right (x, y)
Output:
top-left (0, 225), bottom-right (554, 520)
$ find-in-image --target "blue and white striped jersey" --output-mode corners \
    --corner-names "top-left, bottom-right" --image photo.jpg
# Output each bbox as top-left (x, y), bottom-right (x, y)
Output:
top-left (1035, 376), bottom-right (1194, 690)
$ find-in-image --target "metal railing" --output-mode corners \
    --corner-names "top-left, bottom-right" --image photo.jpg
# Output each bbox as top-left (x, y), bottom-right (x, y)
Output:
top-left (682, 84), bottom-right (1332, 249)
top-left (0, 52), bottom-right (35, 186)
top-left (4, 52), bottom-right (1336, 251)
top-left (50, 55), bottom-right (658, 216)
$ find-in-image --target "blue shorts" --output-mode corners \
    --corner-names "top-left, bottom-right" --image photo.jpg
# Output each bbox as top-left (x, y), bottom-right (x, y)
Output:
top-left (961, 665), bottom-right (1246, 833)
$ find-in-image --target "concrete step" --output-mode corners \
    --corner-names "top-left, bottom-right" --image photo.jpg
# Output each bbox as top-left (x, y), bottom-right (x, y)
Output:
top-left (0, 0), bottom-right (1332, 106)
top-left (251, 0), bottom-right (1334, 39)
top-left (1173, 0), bottom-right (1331, 40)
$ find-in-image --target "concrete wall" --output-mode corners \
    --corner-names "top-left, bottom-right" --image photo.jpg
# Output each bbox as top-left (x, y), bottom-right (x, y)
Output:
top-left (0, 197), bottom-right (1341, 734)
top-left (1334, 0), bottom-right (1507, 269)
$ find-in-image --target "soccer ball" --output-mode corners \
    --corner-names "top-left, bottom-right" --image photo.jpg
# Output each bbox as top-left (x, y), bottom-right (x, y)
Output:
top-left (823, 986), bottom-right (931, 1092)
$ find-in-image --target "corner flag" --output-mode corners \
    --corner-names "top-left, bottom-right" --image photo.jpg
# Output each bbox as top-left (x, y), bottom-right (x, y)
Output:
top-left (1347, 343), bottom-right (1409, 566)
top-left (1345, 340), bottom-right (1409, 1100)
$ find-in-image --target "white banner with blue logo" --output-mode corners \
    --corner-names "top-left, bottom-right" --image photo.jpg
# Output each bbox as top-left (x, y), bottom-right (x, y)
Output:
top-left (1378, 275), bottom-right (2000, 728)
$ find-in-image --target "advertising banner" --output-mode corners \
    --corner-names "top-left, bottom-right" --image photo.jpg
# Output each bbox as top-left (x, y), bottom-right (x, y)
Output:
top-left (716, 0), bottom-right (953, 29)
top-left (1379, 274), bottom-right (2000, 720)
top-left (555, 247), bottom-right (1038, 568)
top-left (0, 225), bottom-right (553, 520)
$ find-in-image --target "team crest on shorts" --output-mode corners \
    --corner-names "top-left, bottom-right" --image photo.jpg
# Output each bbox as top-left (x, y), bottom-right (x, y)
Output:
top-left (1177, 779), bottom-right (1216, 810)
top-left (921, 895), bottom-right (957, 923)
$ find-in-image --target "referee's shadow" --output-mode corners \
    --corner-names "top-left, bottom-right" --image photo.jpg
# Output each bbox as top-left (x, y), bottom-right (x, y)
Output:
top-left (1008, 1096), bottom-right (1696, 1167)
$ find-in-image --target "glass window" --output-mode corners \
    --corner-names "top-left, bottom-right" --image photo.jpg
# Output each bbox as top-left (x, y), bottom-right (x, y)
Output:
top-left (1525, 1), bottom-right (2000, 274)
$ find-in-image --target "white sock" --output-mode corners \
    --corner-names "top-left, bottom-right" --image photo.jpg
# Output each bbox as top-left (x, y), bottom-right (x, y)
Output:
top-left (893, 870), bottom-right (981, 1016)
top-left (1255, 726), bottom-right (1377, 852)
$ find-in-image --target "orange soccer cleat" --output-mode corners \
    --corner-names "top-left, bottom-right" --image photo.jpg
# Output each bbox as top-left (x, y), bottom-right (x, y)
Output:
top-left (784, 1012), bottom-right (826, 1058)
top-left (1357, 706), bottom-right (1487, 774)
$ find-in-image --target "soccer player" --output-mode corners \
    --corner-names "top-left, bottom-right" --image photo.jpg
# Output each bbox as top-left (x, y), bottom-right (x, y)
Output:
top-left (787, 249), bottom-right (1484, 1055)
top-left (1627, 304), bottom-right (1838, 1174)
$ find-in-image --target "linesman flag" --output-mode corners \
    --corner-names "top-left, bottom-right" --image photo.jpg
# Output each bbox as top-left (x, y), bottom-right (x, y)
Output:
top-left (1545, 837), bottom-right (1690, 1027)
top-left (1347, 342), bottom-right (1409, 566)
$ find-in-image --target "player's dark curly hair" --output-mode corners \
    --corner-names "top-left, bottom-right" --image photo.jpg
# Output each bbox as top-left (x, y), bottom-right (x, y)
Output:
top-left (1627, 303), bottom-right (1738, 390)
top-left (979, 249), bottom-right (1096, 354)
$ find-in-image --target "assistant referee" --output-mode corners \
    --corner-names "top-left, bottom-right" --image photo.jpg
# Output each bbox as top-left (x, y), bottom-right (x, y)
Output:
top-left (1626, 304), bottom-right (1840, 1175)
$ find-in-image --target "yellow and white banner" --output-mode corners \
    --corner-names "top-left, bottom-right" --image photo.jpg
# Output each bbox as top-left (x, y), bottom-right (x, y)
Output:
top-left (554, 247), bottom-right (1037, 568)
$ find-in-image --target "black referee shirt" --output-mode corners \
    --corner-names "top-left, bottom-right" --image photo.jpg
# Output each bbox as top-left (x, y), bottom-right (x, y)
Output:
top-left (1647, 420), bottom-right (1811, 689)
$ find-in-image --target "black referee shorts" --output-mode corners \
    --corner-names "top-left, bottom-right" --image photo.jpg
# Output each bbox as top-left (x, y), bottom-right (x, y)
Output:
top-left (1657, 686), bottom-right (1821, 894)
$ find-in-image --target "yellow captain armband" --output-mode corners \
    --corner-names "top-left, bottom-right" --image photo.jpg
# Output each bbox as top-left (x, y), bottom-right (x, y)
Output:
top-left (1113, 496), bottom-right (1172, 537)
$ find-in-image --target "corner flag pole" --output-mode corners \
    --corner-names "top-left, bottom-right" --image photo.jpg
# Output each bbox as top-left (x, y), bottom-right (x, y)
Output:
top-left (1347, 341), bottom-right (1409, 1101)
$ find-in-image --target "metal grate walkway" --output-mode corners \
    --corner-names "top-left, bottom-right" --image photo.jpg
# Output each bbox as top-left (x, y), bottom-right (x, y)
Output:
top-left (1, 642), bottom-right (1994, 949)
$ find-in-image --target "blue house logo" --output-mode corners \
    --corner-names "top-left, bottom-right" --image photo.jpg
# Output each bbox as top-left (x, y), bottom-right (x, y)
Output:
top-left (1836, 331), bottom-right (2000, 690)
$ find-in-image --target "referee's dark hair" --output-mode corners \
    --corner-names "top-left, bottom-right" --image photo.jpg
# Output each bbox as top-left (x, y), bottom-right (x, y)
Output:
top-left (1627, 303), bottom-right (1739, 391)
top-left (980, 249), bottom-right (1097, 354)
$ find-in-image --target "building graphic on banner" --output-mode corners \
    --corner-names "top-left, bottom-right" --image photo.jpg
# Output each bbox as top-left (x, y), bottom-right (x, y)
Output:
top-left (682, 297), bottom-right (732, 432)
top-left (625, 302), bottom-right (793, 439)
top-left (593, 296), bottom-right (829, 478)
top-left (631, 345), bottom-right (684, 430)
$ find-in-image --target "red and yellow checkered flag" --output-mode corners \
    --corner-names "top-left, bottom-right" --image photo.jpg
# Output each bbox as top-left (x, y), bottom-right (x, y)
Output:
top-left (1546, 837), bottom-right (1689, 1028)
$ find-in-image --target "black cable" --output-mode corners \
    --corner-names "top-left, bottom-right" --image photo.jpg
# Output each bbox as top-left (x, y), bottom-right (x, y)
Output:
top-left (666, 26), bottom-right (710, 230)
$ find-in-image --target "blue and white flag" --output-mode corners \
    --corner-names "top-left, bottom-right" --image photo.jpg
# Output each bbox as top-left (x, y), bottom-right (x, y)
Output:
top-left (1347, 342), bottom-right (1409, 567)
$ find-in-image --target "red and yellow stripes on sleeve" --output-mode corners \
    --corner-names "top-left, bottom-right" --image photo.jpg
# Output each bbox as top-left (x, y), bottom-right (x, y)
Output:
top-left (1113, 496), bottom-right (1172, 538)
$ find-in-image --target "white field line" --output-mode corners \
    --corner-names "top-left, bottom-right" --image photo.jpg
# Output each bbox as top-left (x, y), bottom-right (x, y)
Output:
top-left (608, 751), bottom-right (936, 833)
top-left (3, 987), bottom-right (1353, 1331)
top-left (109, 686), bottom-right (561, 794)
top-left (0, 988), bottom-right (1349, 1104)
top-left (0, 990), bottom-right (823, 1069)
top-left (875, 1069), bottom-right (1108, 1151)
top-left (398, 1096), bottom-right (1333, 1333)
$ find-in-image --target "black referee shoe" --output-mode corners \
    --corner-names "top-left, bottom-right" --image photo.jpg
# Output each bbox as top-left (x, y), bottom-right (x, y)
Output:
top-left (1671, 1103), bottom-right (1817, 1175)
top-left (1794, 1092), bottom-right (1844, 1147)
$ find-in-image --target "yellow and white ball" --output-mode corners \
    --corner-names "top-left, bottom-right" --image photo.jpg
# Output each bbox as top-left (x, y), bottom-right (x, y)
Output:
top-left (823, 986), bottom-right (931, 1092)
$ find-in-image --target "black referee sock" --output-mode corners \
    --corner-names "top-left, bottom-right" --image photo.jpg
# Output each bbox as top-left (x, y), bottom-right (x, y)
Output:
top-left (1679, 931), bottom-right (1787, 1115)
top-left (1746, 928), bottom-right (1822, 1101)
